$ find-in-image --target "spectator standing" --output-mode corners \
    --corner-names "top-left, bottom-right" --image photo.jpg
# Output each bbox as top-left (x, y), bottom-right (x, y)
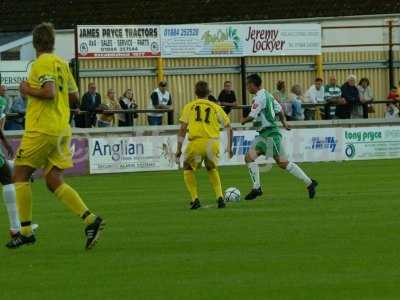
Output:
top-left (77, 82), bottom-right (101, 128)
top-left (324, 75), bottom-right (342, 119)
top-left (0, 85), bottom-right (10, 128)
top-left (118, 89), bottom-right (138, 127)
top-left (305, 78), bottom-right (325, 120)
top-left (397, 80), bottom-right (400, 98)
top-left (148, 80), bottom-right (172, 125)
top-left (98, 89), bottom-right (121, 127)
top-left (5, 94), bottom-right (26, 130)
top-left (273, 80), bottom-right (291, 118)
top-left (336, 75), bottom-right (360, 119)
top-left (218, 80), bottom-right (237, 114)
top-left (356, 78), bottom-right (374, 119)
top-left (289, 84), bottom-right (305, 121)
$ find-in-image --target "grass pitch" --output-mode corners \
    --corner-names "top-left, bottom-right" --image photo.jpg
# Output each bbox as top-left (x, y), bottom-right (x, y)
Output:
top-left (1, 160), bottom-right (399, 300)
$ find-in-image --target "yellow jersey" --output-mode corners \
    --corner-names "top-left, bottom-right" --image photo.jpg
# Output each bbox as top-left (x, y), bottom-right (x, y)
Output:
top-left (26, 53), bottom-right (78, 136)
top-left (179, 99), bottom-right (230, 140)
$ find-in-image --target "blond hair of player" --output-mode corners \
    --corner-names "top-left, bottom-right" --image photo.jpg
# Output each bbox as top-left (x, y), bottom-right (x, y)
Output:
top-left (6, 23), bottom-right (104, 250)
top-left (176, 81), bottom-right (233, 209)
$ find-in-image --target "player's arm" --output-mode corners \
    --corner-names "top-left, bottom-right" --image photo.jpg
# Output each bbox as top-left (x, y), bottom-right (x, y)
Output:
top-left (277, 111), bottom-right (290, 130)
top-left (0, 128), bottom-right (13, 158)
top-left (20, 81), bottom-right (56, 100)
top-left (225, 123), bottom-right (233, 159)
top-left (176, 103), bottom-right (189, 161)
top-left (67, 69), bottom-right (80, 112)
top-left (240, 99), bottom-right (262, 125)
top-left (273, 99), bottom-right (290, 130)
top-left (219, 107), bottom-right (233, 158)
top-left (175, 121), bottom-right (188, 161)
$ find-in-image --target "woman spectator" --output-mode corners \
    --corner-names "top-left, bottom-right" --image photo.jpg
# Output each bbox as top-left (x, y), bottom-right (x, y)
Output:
top-left (98, 89), bottom-right (121, 127)
top-left (118, 89), bottom-right (138, 127)
top-left (289, 84), bottom-right (305, 121)
top-left (273, 80), bottom-right (291, 118)
top-left (357, 78), bottom-right (374, 118)
top-left (273, 80), bottom-right (288, 102)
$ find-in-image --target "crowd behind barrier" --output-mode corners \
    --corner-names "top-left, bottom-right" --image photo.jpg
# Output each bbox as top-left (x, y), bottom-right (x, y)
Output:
top-left (1, 75), bottom-right (400, 130)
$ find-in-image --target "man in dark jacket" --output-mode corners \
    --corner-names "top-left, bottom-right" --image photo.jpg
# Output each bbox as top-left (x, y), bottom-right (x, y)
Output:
top-left (336, 75), bottom-right (360, 119)
top-left (218, 81), bottom-right (237, 114)
top-left (76, 82), bottom-right (101, 127)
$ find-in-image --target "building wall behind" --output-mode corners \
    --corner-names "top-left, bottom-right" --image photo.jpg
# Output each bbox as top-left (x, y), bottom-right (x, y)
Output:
top-left (79, 50), bottom-right (397, 124)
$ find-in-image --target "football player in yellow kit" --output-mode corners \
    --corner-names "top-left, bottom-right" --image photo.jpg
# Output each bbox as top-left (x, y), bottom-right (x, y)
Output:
top-left (176, 81), bottom-right (233, 209)
top-left (6, 23), bottom-right (104, 250)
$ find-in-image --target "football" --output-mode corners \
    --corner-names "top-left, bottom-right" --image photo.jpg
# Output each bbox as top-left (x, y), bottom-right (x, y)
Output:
top-left (224, 187), bottom-right (241, 202)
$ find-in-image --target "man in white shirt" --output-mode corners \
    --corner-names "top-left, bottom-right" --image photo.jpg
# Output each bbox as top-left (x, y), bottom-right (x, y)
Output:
top-left (305, 77), bottom-right (324, 120)
top-left (148, 80), bottom-right (172, 125)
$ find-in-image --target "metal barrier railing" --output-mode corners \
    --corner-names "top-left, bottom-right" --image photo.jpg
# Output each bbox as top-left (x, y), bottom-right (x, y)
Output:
top-left (3, 100), bottom-right (397, 127)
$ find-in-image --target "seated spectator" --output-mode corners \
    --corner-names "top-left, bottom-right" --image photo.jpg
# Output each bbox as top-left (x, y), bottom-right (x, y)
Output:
top-left (357, 78), bottom-right (374, 119)
top-left (305, 78), bottom-right (324, 120)
top-left (98, 89), bottom-right (121, 127)
top-left (148, 80), bottom-right (172, 126)
top-left (218, 81), bottom-right (237, 114)
top-left (397, 80), bottom-right (400, 99)
top-left (0, 85), bottom-right (10, 129)
top-left (118, 89), bottom-right (138, 127)
top-left (385, 104), bottom-right (399, 119)
top-left (5, 94), bottom-right (26, 130)
top-left (273, 80), bottom-right (291, 118)
top-left (385, 86), bottom-right (399, 119)
top-left (324, 75), bottom-right (342, 119)
top-left (76, 82), bottom-right (102, 128)
top-left (387, 85), bottom-right (399, 101)
top-left (289, 84), bottom-right (305, 121)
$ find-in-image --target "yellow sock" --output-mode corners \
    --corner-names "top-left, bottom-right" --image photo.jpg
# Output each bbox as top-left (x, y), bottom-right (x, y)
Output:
top-left (15, 182), bottom-right (33, 236)
top-left (184, 170), bottom-right (198, 202)
top-left (207, 168), bottom-right (223, 199)
top-left (54, 183), bottom-right (96, 225)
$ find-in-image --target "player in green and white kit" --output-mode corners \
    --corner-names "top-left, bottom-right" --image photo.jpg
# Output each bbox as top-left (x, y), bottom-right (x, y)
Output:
top-left (0, 86), bottom-right (20, 238)
top-left (0, 86), bottom-right (38, 242)
top-left (241, 74), bottom-right (318, 200)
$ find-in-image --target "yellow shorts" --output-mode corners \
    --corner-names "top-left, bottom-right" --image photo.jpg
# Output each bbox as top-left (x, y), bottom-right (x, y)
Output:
top-left (15, 132), bottom-right (73, 174)
top-left (184, 138), bottom-right (220, 170)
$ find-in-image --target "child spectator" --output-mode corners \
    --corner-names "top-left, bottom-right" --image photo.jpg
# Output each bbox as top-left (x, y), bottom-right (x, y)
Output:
top-left (98, 89), bottom-right (121, 127)
top-left (218, 81), bottom-right (237, 114)
top-left (385, 86), bottom-right (399, 119)
top-left (273, 80), bottom-right (291, 118)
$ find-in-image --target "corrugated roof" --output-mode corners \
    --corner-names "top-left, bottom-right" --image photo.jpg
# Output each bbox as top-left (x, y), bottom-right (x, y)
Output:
top-left (0, 32), bottom-right (30, 47)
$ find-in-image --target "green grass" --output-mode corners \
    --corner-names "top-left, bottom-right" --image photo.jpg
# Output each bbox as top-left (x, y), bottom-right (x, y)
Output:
top-left (1, 160), bottom-right (400, 300)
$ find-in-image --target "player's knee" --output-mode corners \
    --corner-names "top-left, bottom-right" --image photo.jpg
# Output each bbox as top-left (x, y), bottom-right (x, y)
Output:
top-left (46, 177), bottom-right (62, 193)
top-left (45, 172), bottom-right (63, 193)
top-left (12, 167), bottom-right (32, 183)
top-left (183, 162), bottom-right (193, 171)
top-left (244, 153), bottom-right (253, 163)
top-left (205, 164), bottom-right (216, 171)
top-left (0, 174), bottom-right (12, 185)
top-left (277, 160), bottom-right (288, 169)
